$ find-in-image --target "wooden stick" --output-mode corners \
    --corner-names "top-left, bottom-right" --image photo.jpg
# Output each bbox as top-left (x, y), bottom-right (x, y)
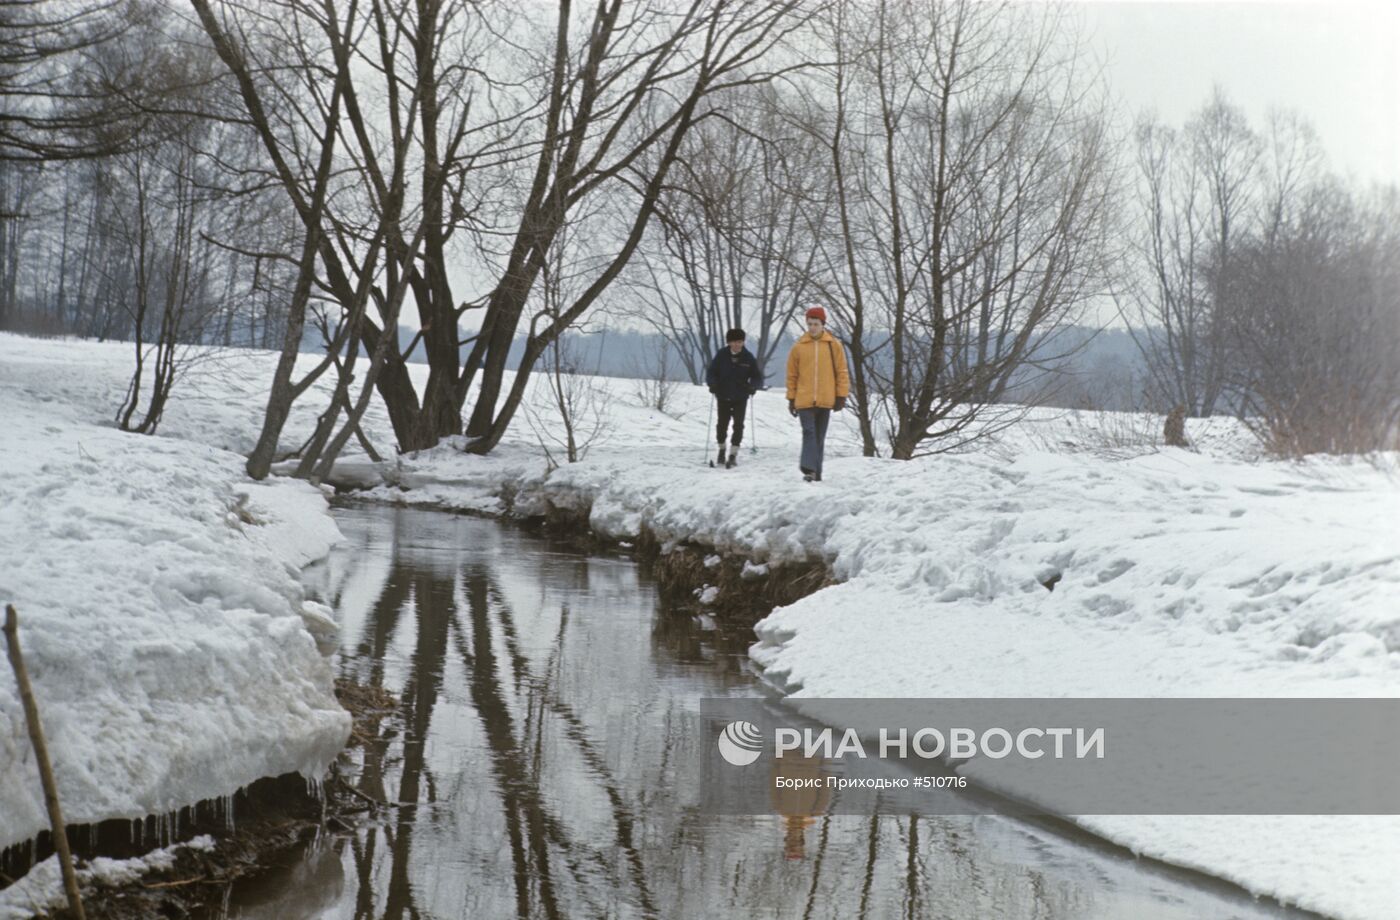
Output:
top-left (4, 605), bottom-right (86, 920)
top-left (332, 774), bottom-right (386, 809)
top-left (141, 875), bottom-right (208, 889)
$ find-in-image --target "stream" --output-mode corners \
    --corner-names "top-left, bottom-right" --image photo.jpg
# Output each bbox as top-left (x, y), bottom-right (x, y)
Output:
top-left (215, 503), bottom-right (1313, 920)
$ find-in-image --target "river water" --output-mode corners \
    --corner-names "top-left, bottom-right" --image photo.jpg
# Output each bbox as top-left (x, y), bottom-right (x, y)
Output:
top-left (219, 504), bottom-right (1310, 920)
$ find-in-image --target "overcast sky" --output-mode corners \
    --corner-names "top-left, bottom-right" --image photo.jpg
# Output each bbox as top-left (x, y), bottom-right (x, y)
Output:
top-left (1077, 0), bottom-right (1400, 187)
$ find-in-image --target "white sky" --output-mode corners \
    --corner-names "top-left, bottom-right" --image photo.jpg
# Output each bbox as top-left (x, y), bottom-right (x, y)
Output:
top-left (1076, 0), bottom-right (1400, 186)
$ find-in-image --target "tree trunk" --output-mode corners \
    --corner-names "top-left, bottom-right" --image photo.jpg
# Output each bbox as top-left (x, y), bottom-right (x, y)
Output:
top-left (245, 231), bottom-right (321, 480)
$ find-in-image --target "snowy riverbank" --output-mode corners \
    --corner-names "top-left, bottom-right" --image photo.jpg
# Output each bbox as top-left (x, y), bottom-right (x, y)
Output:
top-left (2, 332), bottom-right (1398, 919)
top-left (0, 337), bottom-right (349, 860)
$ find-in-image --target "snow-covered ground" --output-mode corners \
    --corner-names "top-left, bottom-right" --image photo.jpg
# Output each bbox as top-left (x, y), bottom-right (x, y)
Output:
top-left (2, 332), bottom-right (1397, 919)
top-left (0, 336), bottom-right (349, 859)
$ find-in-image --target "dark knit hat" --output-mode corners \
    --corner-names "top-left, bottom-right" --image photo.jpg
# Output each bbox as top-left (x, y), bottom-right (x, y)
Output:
top-left (725, 327), bottom-right (746, 342)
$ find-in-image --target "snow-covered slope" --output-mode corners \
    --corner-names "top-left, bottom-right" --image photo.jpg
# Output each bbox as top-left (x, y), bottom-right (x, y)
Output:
top-left (0, 336), bottom-right (349, 853)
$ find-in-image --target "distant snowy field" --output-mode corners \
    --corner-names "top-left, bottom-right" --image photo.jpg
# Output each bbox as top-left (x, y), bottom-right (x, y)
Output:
top-left (1, 332), bottom-right (1398, 919)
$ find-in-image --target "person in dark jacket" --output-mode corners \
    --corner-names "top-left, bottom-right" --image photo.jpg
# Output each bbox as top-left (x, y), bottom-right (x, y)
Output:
top-left (706, 327), bottom-right (764, 468)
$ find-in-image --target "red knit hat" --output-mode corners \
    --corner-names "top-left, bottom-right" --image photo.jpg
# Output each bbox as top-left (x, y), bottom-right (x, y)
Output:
top-left (805, 305), bottom-right (827, 323)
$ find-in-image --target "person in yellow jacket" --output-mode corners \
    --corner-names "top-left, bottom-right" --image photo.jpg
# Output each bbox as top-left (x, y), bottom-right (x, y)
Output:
top-left (785, 305), bottom-right (850, 482)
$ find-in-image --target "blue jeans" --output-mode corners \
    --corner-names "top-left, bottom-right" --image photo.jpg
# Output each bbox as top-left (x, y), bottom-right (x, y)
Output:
top-left (798, 408), bottom-right (831, 476)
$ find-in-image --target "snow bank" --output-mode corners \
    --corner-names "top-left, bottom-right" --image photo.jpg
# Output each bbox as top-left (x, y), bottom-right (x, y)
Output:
top-left (0, 336), bottom-right (349, 856)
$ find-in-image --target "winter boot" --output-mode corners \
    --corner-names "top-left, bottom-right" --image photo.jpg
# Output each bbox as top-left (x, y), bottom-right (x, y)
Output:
top-left (725, 447), bottom-right (738, 469)
top-left (715, 446), bottom-right (727, 467)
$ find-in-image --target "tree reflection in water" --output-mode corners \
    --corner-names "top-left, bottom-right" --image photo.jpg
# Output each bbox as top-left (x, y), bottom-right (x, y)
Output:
top-left (332, 511), bottom-right (671, 920)
top-left (221, 505), bottom-right (1313, 920)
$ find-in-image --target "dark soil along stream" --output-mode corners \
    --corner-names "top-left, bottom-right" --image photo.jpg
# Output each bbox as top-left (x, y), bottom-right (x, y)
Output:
top-left (209, 503), bottom-right (1313, 920)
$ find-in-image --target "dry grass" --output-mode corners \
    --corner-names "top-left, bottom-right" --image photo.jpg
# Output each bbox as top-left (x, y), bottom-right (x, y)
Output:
top-left (334, 677), bottom-right (399, 749)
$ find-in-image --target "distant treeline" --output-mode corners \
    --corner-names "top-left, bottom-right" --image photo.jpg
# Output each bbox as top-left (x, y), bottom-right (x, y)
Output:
top-left (314, 324), bottom-right (1151, 413)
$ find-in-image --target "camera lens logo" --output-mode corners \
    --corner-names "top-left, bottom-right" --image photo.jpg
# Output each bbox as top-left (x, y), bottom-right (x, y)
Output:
top-left (717, 720), bottom-right (763, 766)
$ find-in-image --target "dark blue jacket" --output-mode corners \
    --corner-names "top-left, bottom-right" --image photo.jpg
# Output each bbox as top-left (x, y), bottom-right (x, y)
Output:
top-left (706, 346), bottom-right (763, 402)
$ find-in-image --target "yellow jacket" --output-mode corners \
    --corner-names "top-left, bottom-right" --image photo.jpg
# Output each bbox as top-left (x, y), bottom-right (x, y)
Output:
top-left (785, 331), bottom-right (850, 410)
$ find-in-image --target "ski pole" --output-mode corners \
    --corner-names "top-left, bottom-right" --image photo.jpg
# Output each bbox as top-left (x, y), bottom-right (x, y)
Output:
top-left (750, 393), bottom-right (758, 454)
top-left (705, 393), bottom-right (714, 466)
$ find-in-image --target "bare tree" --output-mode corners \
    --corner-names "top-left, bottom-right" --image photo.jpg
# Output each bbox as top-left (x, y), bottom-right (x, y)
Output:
top-left (1121, 89), bottom-right (1261, 417)
top-left (108, 142), bottom-right (216, 434)
top-left (94, 19), bottom-right (245, 434)
top-left (0, 0), bottom-right (298, 363)
top-left (621, 83), bottom-right (819, 384)
top-left (458, 0), bottom-right (811, 454)
top-left (781, 0), bottom-right (879, 454)
top-left (792, 0), bottom-right (1114, 459)
top-left (0, 158), bottom-right (42, 327)
top-left (629, 340), bottom-right (680, 413)
top-left (190, 0), bottom-right (479, 478)
top-left (525, 332), bottom-right (611, 467)
top-left (523, 225), bottom-right (611, 465)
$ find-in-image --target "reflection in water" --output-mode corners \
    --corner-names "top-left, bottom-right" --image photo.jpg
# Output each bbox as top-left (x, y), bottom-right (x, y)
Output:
top-left (769, 755), bottom-right (830, 861)
top-left (219, 504), bottom-right (1308, 920)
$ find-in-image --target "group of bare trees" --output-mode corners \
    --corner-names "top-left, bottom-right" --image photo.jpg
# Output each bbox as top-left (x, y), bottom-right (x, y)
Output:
top-left (768, 0), bottom-right (1113, 459)
top-left (621, 0), bottom-right (1118, 460)
top-left (181, 0), bottom-right (813, 479)
top-left (3, 0), bottom-right (1395, 462)
top-left (1122, 90), bottom-right (1400, 454)
top-left (2, 0), bottom-right (301, 432)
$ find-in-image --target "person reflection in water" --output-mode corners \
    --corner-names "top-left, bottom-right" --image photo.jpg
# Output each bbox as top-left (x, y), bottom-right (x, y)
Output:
top-left (769, 751), bottom-right (831, 859)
